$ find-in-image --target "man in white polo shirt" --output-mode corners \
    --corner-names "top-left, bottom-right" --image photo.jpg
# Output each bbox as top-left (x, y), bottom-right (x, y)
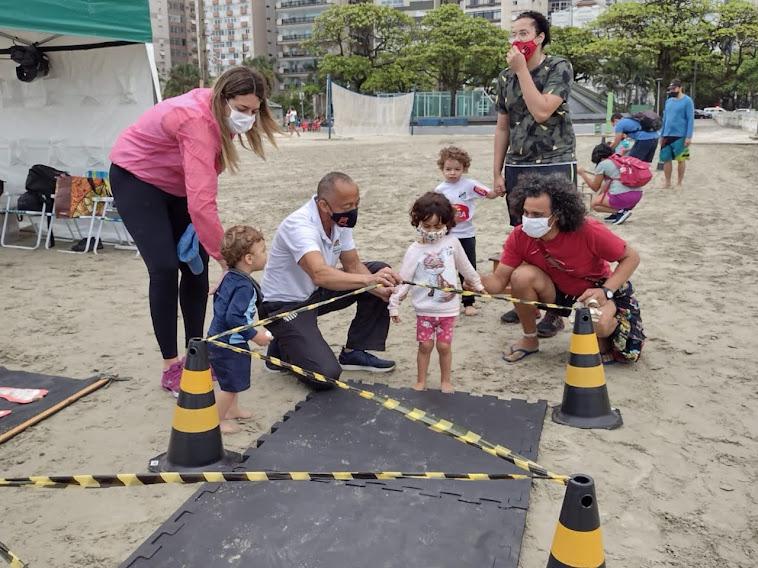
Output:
top-left (260, 171), bottom-right (402, 389)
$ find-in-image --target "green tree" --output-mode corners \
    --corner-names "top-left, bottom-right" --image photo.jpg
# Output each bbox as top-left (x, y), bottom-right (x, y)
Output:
top-left (162, 64), bottom-right (200, 99)
top-left (306, 3), bottom-right (415, 93)
top-left (548, 26), bottom-right (600, 82)
top-left (242, 55), bottom-right (279, 92)
top-left (402, 4), bottom-right (509, 115)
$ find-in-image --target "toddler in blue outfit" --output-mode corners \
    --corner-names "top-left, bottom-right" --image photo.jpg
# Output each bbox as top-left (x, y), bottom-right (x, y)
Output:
top-left (208, 225), bottom-right (271, 434)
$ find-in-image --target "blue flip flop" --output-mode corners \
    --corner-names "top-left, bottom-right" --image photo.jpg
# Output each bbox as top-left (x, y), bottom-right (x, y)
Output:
top-left (502, 347), bottom-right (539, 363)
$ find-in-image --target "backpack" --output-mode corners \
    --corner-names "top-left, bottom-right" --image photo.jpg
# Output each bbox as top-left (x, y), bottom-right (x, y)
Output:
top-left (25, 164), bottom-right (67, 198)
top-left (608, 154), bottom-right (653, 188)
top-left (631, 110), bottom-right (662, 132)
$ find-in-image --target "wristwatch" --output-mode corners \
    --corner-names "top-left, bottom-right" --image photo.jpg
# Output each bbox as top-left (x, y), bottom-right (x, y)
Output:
top-left (601, 286), bottom-right (614, 300)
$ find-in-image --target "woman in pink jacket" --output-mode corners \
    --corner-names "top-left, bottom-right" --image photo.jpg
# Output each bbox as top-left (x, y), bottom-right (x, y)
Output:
top-left (109, 66), bottom-right (278, 395)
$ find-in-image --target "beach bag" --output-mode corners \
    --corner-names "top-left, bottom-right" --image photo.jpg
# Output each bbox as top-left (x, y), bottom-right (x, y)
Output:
top-left (609, 155), bottom-right (653, 188)
top-left (631, 110), bottom-right (662, 132)
top-left (54, 175), bottom-right (110, 219)
top-left (25, 164), bottom-right (67, 198)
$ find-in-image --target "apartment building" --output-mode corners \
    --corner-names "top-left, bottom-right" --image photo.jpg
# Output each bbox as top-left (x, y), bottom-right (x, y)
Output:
top-left (149, 0), bottom-right (200, 79)
top-left (204, 0), bottom-right (258, 77)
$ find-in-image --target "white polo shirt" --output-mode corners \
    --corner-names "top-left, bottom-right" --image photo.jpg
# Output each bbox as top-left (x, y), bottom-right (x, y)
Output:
top-left (261, 196), bottom-right (356, 303)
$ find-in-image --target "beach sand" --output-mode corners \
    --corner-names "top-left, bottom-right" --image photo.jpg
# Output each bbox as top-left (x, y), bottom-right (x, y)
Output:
top-left (1, 121), bottom-right (756, 567)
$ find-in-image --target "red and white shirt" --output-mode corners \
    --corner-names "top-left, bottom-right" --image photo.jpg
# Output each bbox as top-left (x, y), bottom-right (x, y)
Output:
top-left (434, 177), bottom-right (493, 238)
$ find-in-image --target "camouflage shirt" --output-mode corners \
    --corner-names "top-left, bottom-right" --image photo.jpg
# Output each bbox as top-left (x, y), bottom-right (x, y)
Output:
top-left (495, 55), bottom-right (576, 165)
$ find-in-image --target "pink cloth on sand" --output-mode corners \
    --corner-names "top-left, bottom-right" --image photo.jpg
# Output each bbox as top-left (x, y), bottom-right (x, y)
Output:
top-left (0, 387), bottom-right (48, 403)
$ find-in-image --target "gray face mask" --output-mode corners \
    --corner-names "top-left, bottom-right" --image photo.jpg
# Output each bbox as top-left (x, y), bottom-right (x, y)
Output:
top-left (226, 101), bottom-right (255, 134)
top-left (521, 216), bottom-right (553, 238)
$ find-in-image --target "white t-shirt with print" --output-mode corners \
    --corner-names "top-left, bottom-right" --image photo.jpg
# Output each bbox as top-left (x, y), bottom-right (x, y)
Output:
top-left (434, 177), bottom-right (494, 238)
top-left (388, 235), bottom-right (483, 318)
top-left (261, 196), bottom-right (355, 303)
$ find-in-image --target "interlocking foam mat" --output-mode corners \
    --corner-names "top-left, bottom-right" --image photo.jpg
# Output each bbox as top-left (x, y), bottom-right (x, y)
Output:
top-left (123, 382), bottom-right (547, 568)
top-left (0, 366), bottom-right (109, 444)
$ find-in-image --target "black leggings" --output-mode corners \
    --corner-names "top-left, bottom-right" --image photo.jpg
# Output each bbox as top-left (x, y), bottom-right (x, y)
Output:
top-left (110, 164), bottom-right (209, 360)
top-left (457, 236), bottom-right (476, 307)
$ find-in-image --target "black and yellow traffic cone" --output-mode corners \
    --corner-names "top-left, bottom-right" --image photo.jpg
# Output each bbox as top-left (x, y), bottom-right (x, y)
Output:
top-left (552, 307), bottom-right (622, 429)
top-left (546, 474), bottom-right (606, 568)
top-left (149, 339), bottom-right (243, 472)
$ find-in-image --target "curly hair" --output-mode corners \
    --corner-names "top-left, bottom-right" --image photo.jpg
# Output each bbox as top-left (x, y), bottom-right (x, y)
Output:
top-left (437, 146), bottom-right (471, 171)
top-left (510, 173), bottom-right (585, 232)
top-left (591, 142), bottom-right (614, 165)
top-left (410, 192), bottom-right (457, 230)
top-left (220, 225), bottom-right (264, 267)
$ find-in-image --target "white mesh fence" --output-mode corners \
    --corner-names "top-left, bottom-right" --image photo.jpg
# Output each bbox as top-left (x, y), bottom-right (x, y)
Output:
top-left (331, 82), bottom-right (414, 137)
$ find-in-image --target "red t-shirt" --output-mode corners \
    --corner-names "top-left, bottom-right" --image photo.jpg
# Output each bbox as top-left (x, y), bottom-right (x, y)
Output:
top-left (499, 218), bottom-right (627, 297)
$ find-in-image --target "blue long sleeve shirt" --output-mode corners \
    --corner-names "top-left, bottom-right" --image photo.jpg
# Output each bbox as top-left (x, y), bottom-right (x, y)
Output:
top-left (207, 269), bottom-right (261, 344)
top-left (661, 95), bottom-right (694, 139)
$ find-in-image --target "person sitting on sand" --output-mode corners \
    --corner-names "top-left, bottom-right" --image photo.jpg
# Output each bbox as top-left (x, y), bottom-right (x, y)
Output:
top-left (472, 173), bottom-right (645, 364)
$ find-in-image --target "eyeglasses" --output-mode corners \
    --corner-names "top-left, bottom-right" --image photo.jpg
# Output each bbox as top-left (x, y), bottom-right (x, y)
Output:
top-left (509, 30), bottom-right (534, 41)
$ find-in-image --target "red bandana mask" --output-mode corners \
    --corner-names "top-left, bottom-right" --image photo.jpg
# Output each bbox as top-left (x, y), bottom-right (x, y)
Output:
top-left (512, 40), bottom-right (538, 61)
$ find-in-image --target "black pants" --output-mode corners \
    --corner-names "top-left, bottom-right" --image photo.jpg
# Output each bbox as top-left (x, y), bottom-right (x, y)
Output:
top-left (260, 261), bottom-right (391, 390)
top-left (110, 164), bottom-right (209, 360)
top-left (457, 236), bottom-right (476, 307)
top-left (504, 163), bottom-right (577, 226)
top-left (628, 138), bottom-right (658, 163)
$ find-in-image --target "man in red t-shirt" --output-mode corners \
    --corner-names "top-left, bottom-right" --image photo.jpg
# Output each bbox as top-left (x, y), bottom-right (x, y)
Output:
top-left (473, 173), bottom-right (645, 363)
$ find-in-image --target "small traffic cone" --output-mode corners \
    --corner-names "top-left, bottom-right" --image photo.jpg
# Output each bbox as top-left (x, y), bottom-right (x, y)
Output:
top-left (149, 339), bottom-right (243, 472)
top-left (546, 474), bottom-right (606, 568)
top-left (552, 308), bottom-right (622, 429)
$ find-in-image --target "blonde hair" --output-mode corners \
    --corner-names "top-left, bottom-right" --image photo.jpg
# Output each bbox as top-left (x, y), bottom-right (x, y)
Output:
top-left (220, 225), bottom-right (264, 267)
top-left (211, 66), bottom-right (280, 173)
top-left (437, 146), bottom-right (472, 171)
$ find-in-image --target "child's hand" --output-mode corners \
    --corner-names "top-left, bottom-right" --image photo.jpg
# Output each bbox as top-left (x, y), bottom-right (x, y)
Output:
top-left (252, 330), bottom-right (273, 347)
top-left (391, 315), bottom-right (401, 324)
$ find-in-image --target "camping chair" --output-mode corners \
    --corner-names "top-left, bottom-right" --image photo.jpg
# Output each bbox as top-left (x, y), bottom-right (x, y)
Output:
top-left (301, 119), bottom-right (310, 132)
top-left (0, 191), bottom-right (55, 250)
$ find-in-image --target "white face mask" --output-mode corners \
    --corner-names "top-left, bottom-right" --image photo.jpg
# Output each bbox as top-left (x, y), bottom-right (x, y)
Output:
top-left (226, 101), bottom-right (256, 134)
top-left (522, 215), bottom-right (553, 238)
top-left (416, 226), bottom-right (448, 243)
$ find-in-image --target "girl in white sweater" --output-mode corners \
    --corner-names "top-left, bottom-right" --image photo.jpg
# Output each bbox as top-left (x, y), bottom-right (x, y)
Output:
top-left (389, 193), bottom-right (484, 392)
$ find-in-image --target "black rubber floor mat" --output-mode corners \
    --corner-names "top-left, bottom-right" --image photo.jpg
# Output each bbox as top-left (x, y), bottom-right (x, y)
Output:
top-left (122, 383), bottom-right (547, 567)
top-left (0, 366), bottom-right (109, 443)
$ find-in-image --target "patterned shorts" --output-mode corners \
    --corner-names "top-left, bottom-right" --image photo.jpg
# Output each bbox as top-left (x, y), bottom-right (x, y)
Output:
top-left (416, 315), bottom-right (456, 343)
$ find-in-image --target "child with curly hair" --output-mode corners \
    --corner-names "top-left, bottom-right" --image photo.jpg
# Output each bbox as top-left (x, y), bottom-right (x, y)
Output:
top-left (434, 146), bottom-right (503, 316)
top-left (388, 193), bottom-right (484, 392)
top-left (207, 225), bottom-right (272, 434)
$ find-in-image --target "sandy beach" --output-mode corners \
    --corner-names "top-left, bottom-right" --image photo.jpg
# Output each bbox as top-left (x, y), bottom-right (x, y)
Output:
top-left (1, 120), bottom-right (756, 567)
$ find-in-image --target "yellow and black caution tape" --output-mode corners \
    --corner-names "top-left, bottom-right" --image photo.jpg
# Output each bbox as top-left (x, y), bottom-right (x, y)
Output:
top-left (0, 539), bottom-right (25, 568)
top-left (207, 283), bottom-right (381, 342)
top-left (205, 340), bottom-right (569, 485)
top-left (402, 281), bottom-right (576, 312)
top-left (0, 470), bottom-right (538, 489)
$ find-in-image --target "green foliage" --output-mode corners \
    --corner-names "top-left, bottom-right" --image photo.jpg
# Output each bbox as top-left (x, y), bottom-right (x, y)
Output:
top-left (242, 56), bottom-right (278, 93)
top-left (162, 64), bottom-right (200, 99)
top-left (548, 26), bottom-right (600, 82)
top-left (306, 3), bottom-right (414, 92)
top-left (401, 4), bottom-right (509, 114)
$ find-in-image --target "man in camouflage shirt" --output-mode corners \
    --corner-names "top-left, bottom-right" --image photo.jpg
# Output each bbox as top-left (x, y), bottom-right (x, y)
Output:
top-left (493, 10), bottom-right (577, 335)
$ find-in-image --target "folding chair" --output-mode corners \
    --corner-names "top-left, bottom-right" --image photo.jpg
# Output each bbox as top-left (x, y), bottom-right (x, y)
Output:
top-left (0, 192), bottom-right (55, 250)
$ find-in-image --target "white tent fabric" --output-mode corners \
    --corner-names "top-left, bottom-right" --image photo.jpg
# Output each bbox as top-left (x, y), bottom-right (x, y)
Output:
top-left (0, 31), bottom-right (158, 192)
top-left (331, 82), bottom-right (414, 137)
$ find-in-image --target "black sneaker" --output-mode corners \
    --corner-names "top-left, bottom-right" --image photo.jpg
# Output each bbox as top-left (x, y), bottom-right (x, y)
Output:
top-left (500, 309), bottom-right (520, 324)
top-left (338, 349), bottom-right (395, 373)
top-left (613, 209), bottom-right (633, 225)
top-left (536, 312), bottom-right (565, 338)
top-left (264, 339), bottom-right (286, 373)
top-left (603, 211), bottom-right (621, 223)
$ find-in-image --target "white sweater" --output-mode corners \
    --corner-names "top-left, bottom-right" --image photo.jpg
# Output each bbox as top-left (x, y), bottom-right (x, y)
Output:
top-left (388, 235), bottom-right (484, 317)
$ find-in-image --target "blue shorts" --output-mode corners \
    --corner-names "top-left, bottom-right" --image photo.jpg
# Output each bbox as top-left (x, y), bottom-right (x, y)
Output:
top-left (659, 137), bottom-right (689, 162)
top-left (208, 343), bottom-right (251, 393)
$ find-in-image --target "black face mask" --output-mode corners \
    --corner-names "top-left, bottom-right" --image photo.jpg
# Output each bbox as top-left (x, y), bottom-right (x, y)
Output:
top-left (667, 90), bottom-right (678, 98)
top-left (329, 206), bottom-right (359, 228)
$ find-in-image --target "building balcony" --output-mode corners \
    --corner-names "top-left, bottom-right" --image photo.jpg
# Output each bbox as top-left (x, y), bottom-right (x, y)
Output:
top-left (276, 0), bottom-right (328, 9)
top-left (279, 49), bottom-right (312, 58)
top-left (465, 0), bottom-right (499, 7)
top-left (278, 33), bottom-right (312, 43)
top-left (278, 16), bottom-right (317, 25)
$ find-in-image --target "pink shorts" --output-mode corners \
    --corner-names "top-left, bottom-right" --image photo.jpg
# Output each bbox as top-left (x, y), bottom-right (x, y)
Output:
top-left (608, 190), bottom-right (643, 210)
top-left (416, 315), bottom-right (456, 343)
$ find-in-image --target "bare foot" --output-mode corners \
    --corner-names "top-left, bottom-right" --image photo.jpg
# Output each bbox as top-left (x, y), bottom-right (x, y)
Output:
top-left (463, 305), bottom-right (477, 316)
top-left (220, 420), bottom-right (241, 434)
top-left (440, 381), bottom-right (455, 394)
top-left (413, 381), bottom-right (427, 391)
top-left (226, 405), bottom-right (252, 420)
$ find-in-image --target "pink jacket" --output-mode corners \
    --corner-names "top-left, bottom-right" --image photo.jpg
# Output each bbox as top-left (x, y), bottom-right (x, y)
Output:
top-left (110, 88), bottom-right (225, 260)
